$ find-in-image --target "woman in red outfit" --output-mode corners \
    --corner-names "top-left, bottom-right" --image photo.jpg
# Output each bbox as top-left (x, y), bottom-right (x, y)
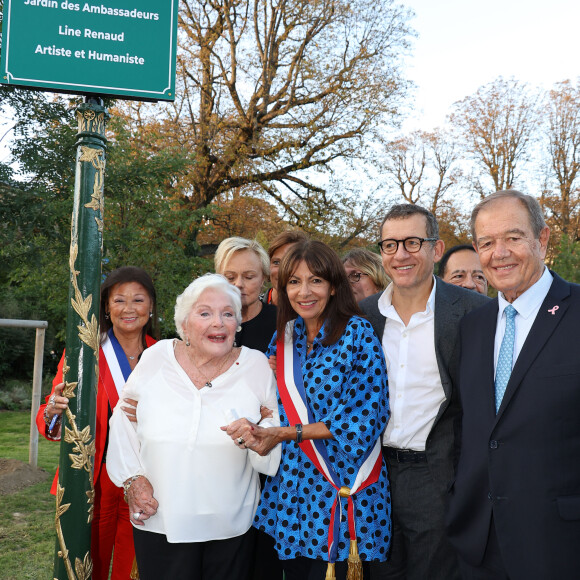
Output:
top-left (36, 266), bottom-right (158, 580)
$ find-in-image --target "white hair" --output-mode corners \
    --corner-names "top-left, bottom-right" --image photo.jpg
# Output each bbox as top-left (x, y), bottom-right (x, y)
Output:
top-left (174, 273), bottom-right (242, 340)
top-left (214, 237), bottom-right (270, 278)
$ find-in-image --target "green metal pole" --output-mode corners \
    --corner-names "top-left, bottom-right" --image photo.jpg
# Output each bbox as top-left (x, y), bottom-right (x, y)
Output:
top-left (53, 97), bottom-right (108, 580)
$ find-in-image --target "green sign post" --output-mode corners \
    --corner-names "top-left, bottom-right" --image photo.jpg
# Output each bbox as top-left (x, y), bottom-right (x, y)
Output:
top-left (1, 0), bottom-right (178, 100)
top-left (53, 98), bottom-right (107, 580)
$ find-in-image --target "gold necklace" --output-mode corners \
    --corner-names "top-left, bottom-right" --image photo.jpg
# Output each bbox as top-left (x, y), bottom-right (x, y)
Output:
top-left (189, 351), bottom-right (232, 388)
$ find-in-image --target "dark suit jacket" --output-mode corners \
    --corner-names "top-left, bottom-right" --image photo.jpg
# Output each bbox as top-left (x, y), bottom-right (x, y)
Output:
top-left (359, 278), bottom-right (489, 495)
top-left (447, 272), bottom-right (580, 579)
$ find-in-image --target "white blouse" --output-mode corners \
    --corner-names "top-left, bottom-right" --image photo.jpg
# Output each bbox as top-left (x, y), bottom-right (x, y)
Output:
top-left (106, 340), bottom-right (281, 543)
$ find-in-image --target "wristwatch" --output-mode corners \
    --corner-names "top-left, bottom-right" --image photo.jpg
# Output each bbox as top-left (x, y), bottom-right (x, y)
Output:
top-left (295, 423), bottom-right (303, 444)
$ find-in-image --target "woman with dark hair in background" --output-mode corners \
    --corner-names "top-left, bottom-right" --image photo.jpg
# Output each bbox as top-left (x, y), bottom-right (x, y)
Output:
top-left (36, 266), bottom-right (158, 580)
top-left (265, 230), bottom-right (309, 306)
top-left (223, 240), bottom-right (391, 579)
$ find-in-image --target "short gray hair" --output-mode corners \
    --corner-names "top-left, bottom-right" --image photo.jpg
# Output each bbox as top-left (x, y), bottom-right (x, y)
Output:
top-left (379, 204), bottom-right (439, 240)
top-left (470, 190), bottom-right (547, 242)
top-left (174, 274), bottom-right (242, 340)
top-left (214, 237), bottom-right (270, 278)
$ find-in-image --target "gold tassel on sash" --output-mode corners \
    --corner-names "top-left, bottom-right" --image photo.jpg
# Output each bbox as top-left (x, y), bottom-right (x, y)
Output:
top-left (325, 562), bottom-right (336, 579)
top-left (130, 556), bottom-right (139, 579)
top-left (346, 539), bottom-right (363, 580)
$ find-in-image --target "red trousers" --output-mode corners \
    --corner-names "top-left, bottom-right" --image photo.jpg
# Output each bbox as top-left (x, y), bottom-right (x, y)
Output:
top-left (92, 464), bottom-right (135, 580)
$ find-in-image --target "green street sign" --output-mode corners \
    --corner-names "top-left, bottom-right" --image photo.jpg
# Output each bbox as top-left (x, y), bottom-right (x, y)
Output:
top-left (0, 0), bottom-right (178, 101)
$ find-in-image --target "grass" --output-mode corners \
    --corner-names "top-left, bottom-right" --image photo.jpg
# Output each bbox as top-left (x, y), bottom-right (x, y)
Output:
top-left (0, 410), bottom-right (61, 579)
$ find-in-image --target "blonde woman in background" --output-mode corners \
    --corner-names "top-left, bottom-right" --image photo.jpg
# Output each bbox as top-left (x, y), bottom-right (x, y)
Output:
top-left (214, 237), bottom-right (277, 353)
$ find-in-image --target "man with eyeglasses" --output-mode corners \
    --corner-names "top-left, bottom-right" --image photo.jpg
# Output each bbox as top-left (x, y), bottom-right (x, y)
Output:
top-left (360, 204), bottom-right (488, 580)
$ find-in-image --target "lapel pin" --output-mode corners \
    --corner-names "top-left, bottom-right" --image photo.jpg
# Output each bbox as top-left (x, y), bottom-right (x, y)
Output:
top-left (548, 305), bottom-right (559, 315)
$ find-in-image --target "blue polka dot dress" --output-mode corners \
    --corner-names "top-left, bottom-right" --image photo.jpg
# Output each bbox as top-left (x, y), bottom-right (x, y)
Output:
top-left (254, 315), bottom-right (391, 563)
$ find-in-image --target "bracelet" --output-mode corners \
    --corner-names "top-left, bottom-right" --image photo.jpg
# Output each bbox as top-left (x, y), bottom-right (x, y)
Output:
top-left (295, 423), bottom-right (303, 444)
top-left (43, 406), bottom-right (61, 430)
top-left (42, 407), bottom-right (62, 435)
top-left (123, 475), bottom-right (142, 500)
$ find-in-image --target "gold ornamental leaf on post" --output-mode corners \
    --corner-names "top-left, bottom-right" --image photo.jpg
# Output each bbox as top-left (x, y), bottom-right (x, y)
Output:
top-left (86, 486), bottom-right (95, 524)
top-left (74, 552), bottom-right (93, 580)
top-left (70, 293), bottom-right (92, 324)
top-left (62, 381), bottom-right (78, 400)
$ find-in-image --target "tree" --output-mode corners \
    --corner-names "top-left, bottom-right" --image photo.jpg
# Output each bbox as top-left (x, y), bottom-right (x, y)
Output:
top-left (449, 77), bottom-right (539, 197)
top-left (121, 0), bottom-right (413, 243)
top-left (196, 187), bottom-right (287, 251)
top-left (551, 234), bottom-right (580, 283)
top-left (381, 132), bottom-right (427, 205)
top-left (541, 79), bottom-right (580, 240)
top-left (380, 129), bottom-right (463, 214)
top-left (377, 128), bottom-right (470, 247)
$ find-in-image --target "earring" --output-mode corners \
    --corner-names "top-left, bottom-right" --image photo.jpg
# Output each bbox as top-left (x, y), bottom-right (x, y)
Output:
top-left (237, 325), bottom-right (242, 332)
top-left (185, 336), bottom-right (190, 347)
top-left (105, 313), bottom-right (110, 320)
top-left (149, 312), bottom-right (153, 318)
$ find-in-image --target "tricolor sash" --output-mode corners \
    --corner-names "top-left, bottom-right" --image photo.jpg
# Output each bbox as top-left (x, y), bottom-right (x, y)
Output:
top-left (276, 321), bottom-right (383, 569)
top-left (101, 329), bottom-right (134, 409)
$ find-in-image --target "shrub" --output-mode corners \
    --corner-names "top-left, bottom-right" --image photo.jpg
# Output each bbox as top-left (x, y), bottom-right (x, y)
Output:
top-left (0, 380), bottom-right (32, 410)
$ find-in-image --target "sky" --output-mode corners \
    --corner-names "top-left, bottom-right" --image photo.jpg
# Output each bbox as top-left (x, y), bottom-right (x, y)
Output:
top-left (401, 0), bottom-right (580, 130)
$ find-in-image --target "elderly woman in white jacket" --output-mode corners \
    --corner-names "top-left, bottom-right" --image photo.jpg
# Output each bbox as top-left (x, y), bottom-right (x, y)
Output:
top-left (107, 274), bottom-right (281, 580)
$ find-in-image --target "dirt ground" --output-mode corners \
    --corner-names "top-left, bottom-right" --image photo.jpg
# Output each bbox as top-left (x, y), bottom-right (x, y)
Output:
top-left (0, 458), bottom-right (50, 495)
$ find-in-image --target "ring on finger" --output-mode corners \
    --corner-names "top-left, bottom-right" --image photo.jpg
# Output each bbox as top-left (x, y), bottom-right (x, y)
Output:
top-left (237, 437), bottom-right (245, 445)
top-left (133, 511), bottom-right (143, 520)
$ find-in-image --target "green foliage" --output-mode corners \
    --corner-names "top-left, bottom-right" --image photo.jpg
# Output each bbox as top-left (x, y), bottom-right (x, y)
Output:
top-left (551, 235), bottom-right (580, 283)
top-left (0, 88), bottom-right (203, 380)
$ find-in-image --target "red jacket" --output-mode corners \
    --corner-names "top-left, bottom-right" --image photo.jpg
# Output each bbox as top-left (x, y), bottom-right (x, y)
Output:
top-left (36, 336), bottom-right (156, 494)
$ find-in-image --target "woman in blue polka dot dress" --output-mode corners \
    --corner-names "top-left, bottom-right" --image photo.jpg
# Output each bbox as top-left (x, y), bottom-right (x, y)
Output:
top-left (223, 240), bottom-right (391, 580)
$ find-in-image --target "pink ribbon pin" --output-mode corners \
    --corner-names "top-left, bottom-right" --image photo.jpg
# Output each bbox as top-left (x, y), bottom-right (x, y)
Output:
top-left (548, 305), bottom-right (559, 315)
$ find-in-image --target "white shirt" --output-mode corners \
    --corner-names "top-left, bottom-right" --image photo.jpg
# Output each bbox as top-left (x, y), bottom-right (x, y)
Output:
top-left (106, 340), bottom-right (281, 543)
top-left (378, 278), bottom-right (445, 451)
top-left (494, 267), bottom-right (553, 373)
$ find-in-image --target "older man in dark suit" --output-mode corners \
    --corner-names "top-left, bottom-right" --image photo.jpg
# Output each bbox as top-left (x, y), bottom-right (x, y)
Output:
top-left (360, 204), bottom-right (488, 580)
top-left (447, 189), bottom-right (580, 579)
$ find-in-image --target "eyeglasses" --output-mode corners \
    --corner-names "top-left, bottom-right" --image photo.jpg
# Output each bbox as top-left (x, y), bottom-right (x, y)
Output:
top-left (378, 237), bottom-right (438, 255)
top-left (347, 272), bottom-right (369, 283)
